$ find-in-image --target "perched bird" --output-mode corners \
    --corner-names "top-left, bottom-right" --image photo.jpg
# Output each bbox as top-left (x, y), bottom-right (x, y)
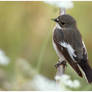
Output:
top-left (52, 14), bottom-right (92, 83)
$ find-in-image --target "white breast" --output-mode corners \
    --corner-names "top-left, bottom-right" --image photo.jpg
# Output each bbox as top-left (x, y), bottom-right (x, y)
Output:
top-left (56, 23), bottom-right (62, 29)
top-left (52, 40), bottom-right (65, 61)
top-left (52, 25), bottom-right (65, 61)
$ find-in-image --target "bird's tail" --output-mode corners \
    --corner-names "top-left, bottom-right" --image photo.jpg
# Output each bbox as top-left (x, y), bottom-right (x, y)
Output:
top-left (78, 60), bottom-right (92, 83)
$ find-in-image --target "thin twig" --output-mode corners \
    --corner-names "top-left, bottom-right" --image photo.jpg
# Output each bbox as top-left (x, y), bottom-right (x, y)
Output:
top-left (59, 8), bottom-right (66, 15)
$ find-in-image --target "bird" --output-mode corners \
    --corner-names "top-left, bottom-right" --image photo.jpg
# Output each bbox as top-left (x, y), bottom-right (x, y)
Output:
top-left (52, 14), bottom-right (92, 83)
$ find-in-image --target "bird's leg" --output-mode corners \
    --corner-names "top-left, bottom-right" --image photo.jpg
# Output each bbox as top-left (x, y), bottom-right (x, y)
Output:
top-left (54, 59), bottom-right (66, 69)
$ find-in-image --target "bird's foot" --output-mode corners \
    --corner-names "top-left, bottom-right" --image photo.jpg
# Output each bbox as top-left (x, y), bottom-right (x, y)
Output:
top-left (54, 60), bottom-right (66, 69)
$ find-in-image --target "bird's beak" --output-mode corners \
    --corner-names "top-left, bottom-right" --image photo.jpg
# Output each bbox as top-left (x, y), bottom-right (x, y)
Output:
top-left (51, 18), bottom-right (58, 22)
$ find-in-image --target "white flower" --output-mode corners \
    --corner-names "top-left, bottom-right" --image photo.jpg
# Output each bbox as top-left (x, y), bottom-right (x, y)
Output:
top-left (31, 74), bottom-right (67, 91)
top-left (0, 50), bottom-right (10, 65)
top-left (55, 74), bottom-right (80, 88)
top-left (44, 0), bottom-right (74, 9)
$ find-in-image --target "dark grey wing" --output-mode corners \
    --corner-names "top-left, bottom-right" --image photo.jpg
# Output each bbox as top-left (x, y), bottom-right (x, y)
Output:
top-left (53, 28), bottom-right (83, 77)
top-left (62, 28), bottom-right (86, 62)
top-left (62, 28), bottom-right (88, 66)
top-left (73, 41), bottom-right (88, 63)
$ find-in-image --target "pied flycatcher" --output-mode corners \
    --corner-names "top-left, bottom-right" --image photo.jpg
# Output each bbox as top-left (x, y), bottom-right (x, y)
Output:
top-left (52, 14), bottom-right (92, 83)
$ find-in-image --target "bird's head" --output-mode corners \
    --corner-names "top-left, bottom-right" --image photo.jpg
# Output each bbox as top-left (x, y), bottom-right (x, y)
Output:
top-left (52, 14), bottom-right (76, 28)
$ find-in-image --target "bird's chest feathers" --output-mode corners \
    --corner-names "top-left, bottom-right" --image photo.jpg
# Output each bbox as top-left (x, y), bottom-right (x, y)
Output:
top-left (52, 40), bottom-right (63, 58)
top-left (56, 23), bottom-right (62, 30)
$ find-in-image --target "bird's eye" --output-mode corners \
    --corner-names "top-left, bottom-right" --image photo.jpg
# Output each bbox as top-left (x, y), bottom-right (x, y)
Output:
top-left (56, 18), bottom-right (59, 22)
top-left (61, 22), bottom-right (65, 25)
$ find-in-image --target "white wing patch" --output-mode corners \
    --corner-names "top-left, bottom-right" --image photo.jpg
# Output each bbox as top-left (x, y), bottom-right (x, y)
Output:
top-left (82, 41), bottom-right (88, 59)
top-left (82, 41), bottom-right (87, 54)
top-left (60, 42), bottom-right (76, 62)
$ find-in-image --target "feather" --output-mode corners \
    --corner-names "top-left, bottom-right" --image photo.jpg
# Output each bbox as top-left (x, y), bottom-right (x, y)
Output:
top-left (53, 39), bottom-right (83, 77)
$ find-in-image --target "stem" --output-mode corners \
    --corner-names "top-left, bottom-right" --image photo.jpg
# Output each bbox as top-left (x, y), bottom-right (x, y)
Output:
top-left (59, 8), bottom-right (66, 15)
top-left (36, 31), bottom-right (51, 73)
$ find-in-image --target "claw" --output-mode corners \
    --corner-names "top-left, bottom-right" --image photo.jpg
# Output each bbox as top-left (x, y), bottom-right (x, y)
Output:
top-left (54, 60), bottom-right (66, 69)
top-left (54, 63), bottom-right (60, 68)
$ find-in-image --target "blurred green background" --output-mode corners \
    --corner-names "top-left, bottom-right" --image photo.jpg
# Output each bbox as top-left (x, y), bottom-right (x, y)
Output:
top-left (0, 1), bottom-right (92, 91)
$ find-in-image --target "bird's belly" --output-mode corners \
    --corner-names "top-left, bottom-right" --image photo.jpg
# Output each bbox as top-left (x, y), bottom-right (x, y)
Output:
top-left (52, 40), bottom-right (65, 60)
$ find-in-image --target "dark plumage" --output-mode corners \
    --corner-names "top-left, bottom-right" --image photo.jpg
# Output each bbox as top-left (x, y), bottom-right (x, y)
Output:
top-left (52, 14), bottom-right (92, 83)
